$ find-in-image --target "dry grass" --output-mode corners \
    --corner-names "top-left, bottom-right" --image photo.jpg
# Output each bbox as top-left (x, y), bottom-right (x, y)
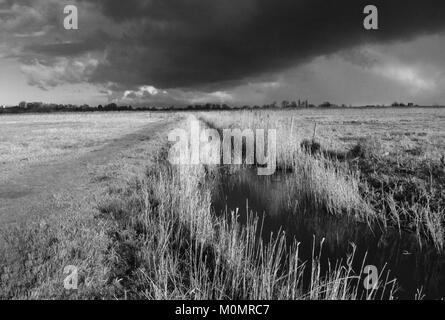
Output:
top-left (0, 112), bottom-right (166, 182)
top-left (291, 152), bottom-right (376, 222)
top-left (0, 113), bottom-right (398, 300)
top-left (92, 158), bottom-right (394, 300)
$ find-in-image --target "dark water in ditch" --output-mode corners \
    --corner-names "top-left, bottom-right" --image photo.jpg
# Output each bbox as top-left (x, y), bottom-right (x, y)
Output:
top-left (211, 168), bottom-right (445, 300)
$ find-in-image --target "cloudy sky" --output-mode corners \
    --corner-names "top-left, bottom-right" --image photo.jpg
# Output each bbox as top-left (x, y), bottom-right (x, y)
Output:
top-left (1, 0), bottom-right (445, 107)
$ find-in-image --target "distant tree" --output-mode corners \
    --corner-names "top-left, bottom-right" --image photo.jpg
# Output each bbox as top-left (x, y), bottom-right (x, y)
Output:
top-left (105, 103), bottom-right (118, 110)
top-left (19, 101), bottom-right (27, 109)
top-left (27, 102), bottom-right (43, 109)
top-left (281, 100), bottom-right (290, 108)
top-left (319, 102), bottom-right (332, 108)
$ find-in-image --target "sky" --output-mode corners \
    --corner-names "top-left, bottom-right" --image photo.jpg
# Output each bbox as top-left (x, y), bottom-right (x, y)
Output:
top-left (1, 0), bottom-right (445, 107)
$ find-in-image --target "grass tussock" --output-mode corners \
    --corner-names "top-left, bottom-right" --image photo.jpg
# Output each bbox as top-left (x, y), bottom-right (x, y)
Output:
top-left (291, 152), bottom-right (376, 223)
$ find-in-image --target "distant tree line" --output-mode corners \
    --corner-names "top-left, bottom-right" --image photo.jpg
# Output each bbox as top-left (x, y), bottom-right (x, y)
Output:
top-left (0, 100), bottom-right (317, 114)
top-left (1, 102), bottom-right (140, 114)
top-left (0, 100), bottom-right (437, 115)
top-left (391, 102), bottom-right (418, 107)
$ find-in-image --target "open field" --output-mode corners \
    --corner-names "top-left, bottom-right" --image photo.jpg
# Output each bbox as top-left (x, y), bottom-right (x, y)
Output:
top-left (0, 113), bottom-right (174, 183)
top-left (0, 112), bottom-right (180, 225)
top-left (0, 108), bottom-right (444, 300)
top-left (201, 107), bottom-right (445, 157)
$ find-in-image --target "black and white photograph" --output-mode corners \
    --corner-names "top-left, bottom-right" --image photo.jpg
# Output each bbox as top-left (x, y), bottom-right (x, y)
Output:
top-left (1, 0), bottom-right (445, 308)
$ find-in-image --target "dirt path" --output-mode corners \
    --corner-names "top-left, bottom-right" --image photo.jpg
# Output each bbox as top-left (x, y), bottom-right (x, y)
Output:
top-left (0, 119), bottom-right (173, 225)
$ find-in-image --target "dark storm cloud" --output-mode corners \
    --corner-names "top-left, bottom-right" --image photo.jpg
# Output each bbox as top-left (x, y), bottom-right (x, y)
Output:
top-left (26, 41), bottom-right (96, 57)
top-left (25, 34), bottom-right (110, 57)
top-left (54, 0), bottom-right (445, 89)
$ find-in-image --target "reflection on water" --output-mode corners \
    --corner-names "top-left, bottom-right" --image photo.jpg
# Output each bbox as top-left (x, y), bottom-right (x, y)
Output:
top-left (211, 168), bottom-right (445, 299)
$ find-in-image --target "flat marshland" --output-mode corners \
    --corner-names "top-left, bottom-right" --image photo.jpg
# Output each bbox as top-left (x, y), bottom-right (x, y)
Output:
top-left (0, 108), bottom-right (444, 299)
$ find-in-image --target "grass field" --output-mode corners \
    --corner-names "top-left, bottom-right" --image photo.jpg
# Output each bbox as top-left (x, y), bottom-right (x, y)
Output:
top-left (0, 112), bottom-right (170, 183)
top-left (0, 108), bottom-right (444, 299)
